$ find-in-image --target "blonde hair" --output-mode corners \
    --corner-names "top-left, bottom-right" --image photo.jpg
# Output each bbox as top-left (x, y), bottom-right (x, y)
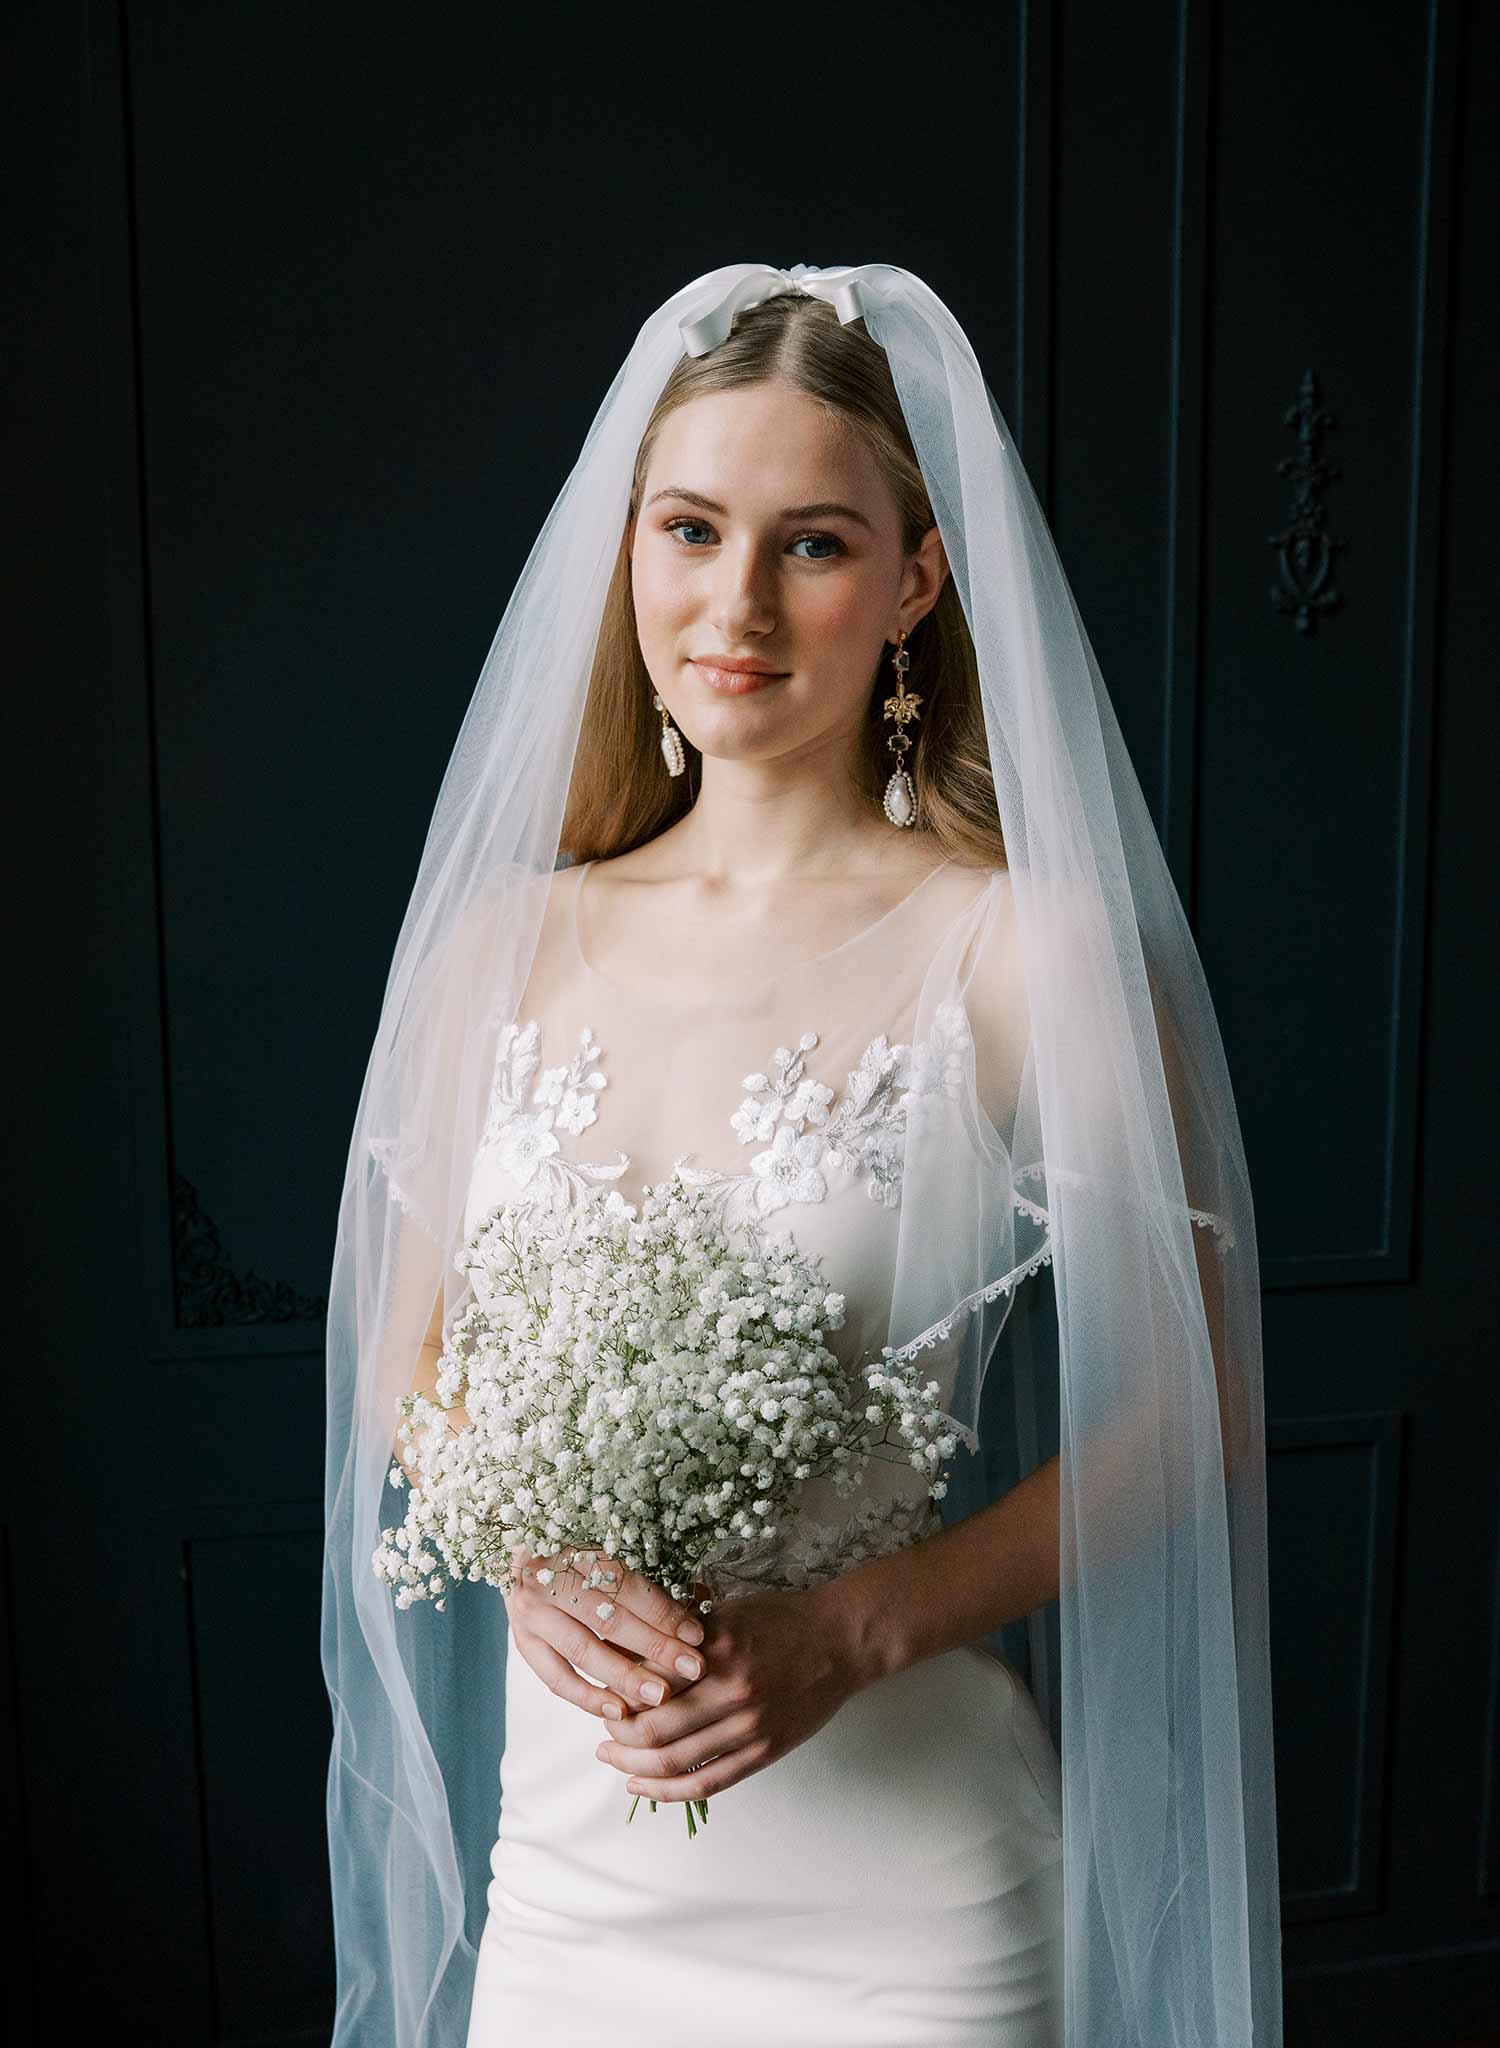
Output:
top-left (559, 291), bottom-right (1006, 868)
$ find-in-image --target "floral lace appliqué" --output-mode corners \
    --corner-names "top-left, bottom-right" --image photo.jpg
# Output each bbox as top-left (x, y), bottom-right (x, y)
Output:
top-left (480, 1018), bottom-right (629, 1200)
top-left (475, 1000), bottom-right (974, 1227)
top-left (708, 1001), bottom-right (974, 1216)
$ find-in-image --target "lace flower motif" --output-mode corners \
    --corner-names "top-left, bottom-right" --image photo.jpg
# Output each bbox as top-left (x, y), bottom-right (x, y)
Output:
top-left (482, 1020), bottom-right (623, 1193)
top-left (732, 1033), bottom-right (836, 1213)
top-left (730, 1003), bottom-right (973, 1213)
top-left (473, 1002), bottom-right (976, 1226)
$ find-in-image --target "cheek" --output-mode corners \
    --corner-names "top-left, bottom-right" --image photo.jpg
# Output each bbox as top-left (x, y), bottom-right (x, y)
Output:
top-left (789, 565), bottom-right (885, 653)
top-left (630, 543), bottom-right (693, 634)
top-left (797, 576), bottom-right (869, 632)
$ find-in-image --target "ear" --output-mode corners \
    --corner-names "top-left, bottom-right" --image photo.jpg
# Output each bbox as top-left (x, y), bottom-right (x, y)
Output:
top-left (893, 523), bottom-right (951, 637)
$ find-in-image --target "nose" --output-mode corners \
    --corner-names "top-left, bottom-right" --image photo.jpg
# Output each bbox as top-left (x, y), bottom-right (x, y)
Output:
top-left (705, 536), bottom-right (779, 643)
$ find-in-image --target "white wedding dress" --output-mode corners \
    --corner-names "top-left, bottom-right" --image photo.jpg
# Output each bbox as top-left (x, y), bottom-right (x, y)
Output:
top-left (461, 857), bottom-right (1065, 2047)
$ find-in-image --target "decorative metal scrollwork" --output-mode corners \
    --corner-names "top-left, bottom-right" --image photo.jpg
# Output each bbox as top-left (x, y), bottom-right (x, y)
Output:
top-left (173, 1172), bottom-right (327, 1327)
top-left (1267, 368), bottom-right (1346, 635)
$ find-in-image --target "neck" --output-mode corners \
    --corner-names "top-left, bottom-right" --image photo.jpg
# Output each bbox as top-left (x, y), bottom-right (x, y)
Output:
top-left (663, 750), bottom-right (917, 886)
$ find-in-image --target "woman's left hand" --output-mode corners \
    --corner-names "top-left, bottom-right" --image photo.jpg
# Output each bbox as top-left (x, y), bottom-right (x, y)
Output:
top-left (591, 1581), bottom-right (870, 1802)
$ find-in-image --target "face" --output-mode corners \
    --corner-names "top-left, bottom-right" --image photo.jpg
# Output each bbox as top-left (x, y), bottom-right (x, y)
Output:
top-left (628, 382), bottom-right (947, 772)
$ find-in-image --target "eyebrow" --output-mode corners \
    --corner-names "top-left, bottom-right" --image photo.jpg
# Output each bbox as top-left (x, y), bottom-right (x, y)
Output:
top-left (643, 485), bottom-right (875, 533)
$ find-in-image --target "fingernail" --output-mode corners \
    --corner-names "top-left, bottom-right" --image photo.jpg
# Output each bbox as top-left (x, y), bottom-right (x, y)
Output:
top-left (676, 1619), bottom-right (704, 1645)
top-left (595, 1742), bottom-right (610, 1761)
top-left (602, 1701), bottom-right (621, 1720)
top-left (675, 1654), bottom-right (701, 1679)
top-left (641, 1679), bottom-right (665, 1704)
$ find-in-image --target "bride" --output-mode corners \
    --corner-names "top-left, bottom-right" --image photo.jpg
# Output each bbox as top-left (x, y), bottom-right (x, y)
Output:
top-left (321, 265), bottom-right (1284, 2047)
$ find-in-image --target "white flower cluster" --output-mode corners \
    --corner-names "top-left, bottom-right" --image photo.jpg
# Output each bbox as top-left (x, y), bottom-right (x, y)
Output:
top-left (707, 1488), bottom-right (946, 1599)
top-left (372, 1172), bottom-right (956, 1614)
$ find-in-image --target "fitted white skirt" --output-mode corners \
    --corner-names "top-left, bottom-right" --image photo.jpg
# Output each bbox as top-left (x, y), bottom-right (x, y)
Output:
top-left (465, 1633), bottom-right (1065, 2047)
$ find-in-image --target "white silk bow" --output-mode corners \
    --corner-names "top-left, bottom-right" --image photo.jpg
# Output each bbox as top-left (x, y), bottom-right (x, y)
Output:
top-left (678, 262), bottom-right (876, 357)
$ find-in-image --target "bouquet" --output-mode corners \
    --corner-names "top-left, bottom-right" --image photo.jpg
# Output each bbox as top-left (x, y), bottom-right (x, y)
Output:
top-left (373, 1170), bottom-right (958, 1833)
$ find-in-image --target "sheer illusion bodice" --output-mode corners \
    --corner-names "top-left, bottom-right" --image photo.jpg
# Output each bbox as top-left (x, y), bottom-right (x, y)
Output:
top-left (461, 855), bottom-right (1029, 1597)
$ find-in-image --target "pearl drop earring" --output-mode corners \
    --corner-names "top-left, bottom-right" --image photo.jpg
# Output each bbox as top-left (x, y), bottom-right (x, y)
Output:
top-left (655, 692), bottom-right (686, 777)
top-left (881, 630), bottom-right (922, 828)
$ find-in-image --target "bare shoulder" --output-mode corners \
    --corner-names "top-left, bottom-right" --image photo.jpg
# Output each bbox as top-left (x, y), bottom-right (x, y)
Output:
top-left (530, 859), bottom-right (592, 971)
top-left (947, 865), bottom-right (1029, 1134)
top-left (539, 857), bottom-right (587, 921)
top-left (929, 854), bottom-right (1007, 919)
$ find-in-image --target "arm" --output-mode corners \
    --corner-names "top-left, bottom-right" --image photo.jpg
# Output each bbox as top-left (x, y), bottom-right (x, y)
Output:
top-left (390, 1280), bottom-right (474, 1492)
top-left (810, 1453), bottom-right (1061, 1688)
top-left (811, 984), bottom-right (1236, 1693)
top-left (409, 1279), bottom-right (471, 1435)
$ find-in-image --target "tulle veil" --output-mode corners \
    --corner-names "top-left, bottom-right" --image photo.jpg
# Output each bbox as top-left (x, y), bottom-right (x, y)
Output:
top-left (320, 261), bottom-right (1283, 2046)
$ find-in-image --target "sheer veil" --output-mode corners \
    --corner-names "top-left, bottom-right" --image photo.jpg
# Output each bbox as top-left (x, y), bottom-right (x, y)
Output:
top-left (320, 262), bottom-right (1283, 2045)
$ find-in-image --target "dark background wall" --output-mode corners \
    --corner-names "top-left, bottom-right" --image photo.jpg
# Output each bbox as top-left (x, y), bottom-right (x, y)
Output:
top-left (5, 2), bottom-right (1497, 2042)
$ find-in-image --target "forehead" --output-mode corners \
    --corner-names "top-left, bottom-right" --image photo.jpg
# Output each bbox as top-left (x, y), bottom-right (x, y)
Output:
top-left (644, 384), bottom-right (883, 506)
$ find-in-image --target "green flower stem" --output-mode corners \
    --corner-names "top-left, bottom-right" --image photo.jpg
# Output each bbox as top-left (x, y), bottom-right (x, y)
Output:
top-left (624, 1792), bottom-right (710, 1836)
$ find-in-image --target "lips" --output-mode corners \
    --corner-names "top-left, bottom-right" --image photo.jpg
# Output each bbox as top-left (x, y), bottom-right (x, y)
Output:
top-left (690, 658), bottom-right (788, 694)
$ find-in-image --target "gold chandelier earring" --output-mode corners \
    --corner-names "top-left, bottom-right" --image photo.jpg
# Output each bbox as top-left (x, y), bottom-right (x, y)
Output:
top-left (654, 691), bottom-right (686, 777)
top-left (881, 629), bottom-right (923, 828)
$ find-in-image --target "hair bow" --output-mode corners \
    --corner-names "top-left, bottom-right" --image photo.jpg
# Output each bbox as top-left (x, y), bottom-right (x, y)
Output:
top-left (678, 263), bottom-right (872, 357)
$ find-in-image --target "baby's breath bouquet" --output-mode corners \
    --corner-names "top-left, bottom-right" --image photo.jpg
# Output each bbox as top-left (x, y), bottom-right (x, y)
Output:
top-left (373, 1170), bottom-right (957, 1833)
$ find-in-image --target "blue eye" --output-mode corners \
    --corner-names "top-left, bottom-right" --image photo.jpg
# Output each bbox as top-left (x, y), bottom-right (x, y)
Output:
top-left (790, 531), bottom-right (845, 561)
top-left (662, 517), bottom-right (845, 561)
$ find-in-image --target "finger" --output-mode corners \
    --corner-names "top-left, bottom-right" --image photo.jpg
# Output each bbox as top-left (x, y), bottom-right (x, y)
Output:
top-left (532, 1613), bottom-right (684, 1712)
top-left (511, 1631), bottom-right (631, 1722)
top-left (611, 1559), bottom-right (709, 1646)
top-left (512, 1604), bottom-right (698, 1714)
top-left (523, 1603), bottom-right (699, 1711)
top-left (633, 1652), bottom-right (705, 1698)
top-left (521, 1552), bottom-right (709, 1673)
top-left (548, 1571), bottom-right (709, 1681)
top-left (598, 1703), bottom-right (759, 1766)
top-left (620, 1737), bottom-right (772, 1803)
top-left (586, 1607), bottom-right (709, 1685)
top-left (549, 1549), bottom-right (709, 1649)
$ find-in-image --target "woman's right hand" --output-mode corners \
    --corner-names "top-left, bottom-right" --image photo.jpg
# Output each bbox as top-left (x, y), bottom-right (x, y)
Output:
top-left (503, 1545), bottom-right (711, 1725)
